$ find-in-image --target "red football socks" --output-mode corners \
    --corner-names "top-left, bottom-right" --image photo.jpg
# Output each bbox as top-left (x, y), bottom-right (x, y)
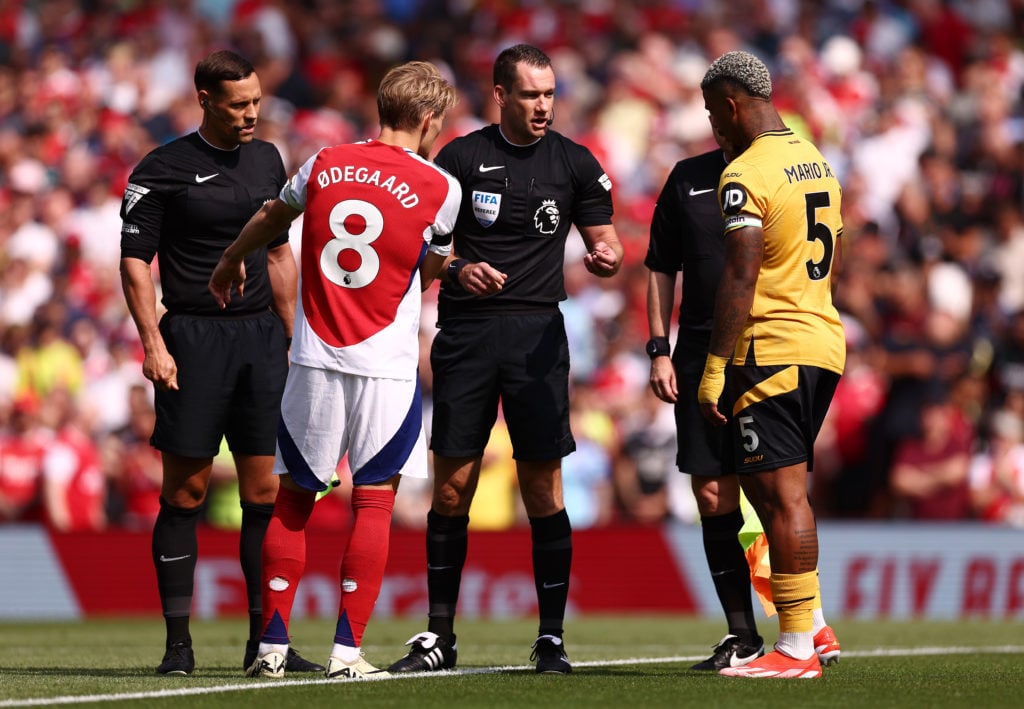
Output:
top-left (334, 487), bottom-right (395, 648)
top-left (259, 485), bottom-right (314, 643)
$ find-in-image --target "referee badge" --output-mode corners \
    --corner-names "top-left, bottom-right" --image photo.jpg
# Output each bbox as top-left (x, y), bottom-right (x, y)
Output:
top-left (472, 190), bottom-right (501, 227)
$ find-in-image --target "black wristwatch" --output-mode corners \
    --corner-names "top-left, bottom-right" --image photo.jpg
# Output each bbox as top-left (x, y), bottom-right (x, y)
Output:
top-left (646, 336), bottom-right (670, 360)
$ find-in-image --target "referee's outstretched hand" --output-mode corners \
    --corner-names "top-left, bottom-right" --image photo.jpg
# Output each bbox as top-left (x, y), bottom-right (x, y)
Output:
top-left (209, 256), bottom-right (247, 308)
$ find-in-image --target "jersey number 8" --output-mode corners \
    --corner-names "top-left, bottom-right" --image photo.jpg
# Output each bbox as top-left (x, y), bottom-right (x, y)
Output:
top-left (322, 199), bottom-right (383, 289)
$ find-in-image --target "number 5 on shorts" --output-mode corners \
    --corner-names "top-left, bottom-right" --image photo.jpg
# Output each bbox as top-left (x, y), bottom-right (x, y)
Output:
top-left (739, 415), bottom-right (759, 453)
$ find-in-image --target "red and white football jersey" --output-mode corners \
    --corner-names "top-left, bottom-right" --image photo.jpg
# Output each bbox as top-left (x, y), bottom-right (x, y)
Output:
top-left (42, 425), bottom-right (105, 532)
top-left (0, 431), bottom-right (45, 520)
top-left (280, 140), bottom-right (460, 378)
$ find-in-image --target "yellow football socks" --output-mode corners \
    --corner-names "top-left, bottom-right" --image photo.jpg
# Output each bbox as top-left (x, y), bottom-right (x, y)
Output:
top-left (771, 571), bottom-right (818, 634)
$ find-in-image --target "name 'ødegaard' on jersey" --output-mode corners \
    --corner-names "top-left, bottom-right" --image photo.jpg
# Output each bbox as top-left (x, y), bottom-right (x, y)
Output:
top-left (716, 128), bottom-right (845, 375)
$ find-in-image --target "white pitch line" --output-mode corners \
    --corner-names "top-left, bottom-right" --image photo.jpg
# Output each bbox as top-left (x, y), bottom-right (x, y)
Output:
top-left (4, 646), bottom-right (1024, 707)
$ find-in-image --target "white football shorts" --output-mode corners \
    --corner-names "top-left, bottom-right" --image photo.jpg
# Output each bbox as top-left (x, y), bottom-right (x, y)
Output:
top-left (274, 363), bottom-right (428, 492)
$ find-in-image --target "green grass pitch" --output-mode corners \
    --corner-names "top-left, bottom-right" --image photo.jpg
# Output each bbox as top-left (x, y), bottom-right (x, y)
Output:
top-left (2, 616), bottom-right (1023, 708)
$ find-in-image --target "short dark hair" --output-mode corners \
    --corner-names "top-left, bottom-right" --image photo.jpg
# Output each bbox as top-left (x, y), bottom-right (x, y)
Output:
top-left (194, 50), bottom-right (255, 95)
top-left (493, 44), bottom-right (551, 90)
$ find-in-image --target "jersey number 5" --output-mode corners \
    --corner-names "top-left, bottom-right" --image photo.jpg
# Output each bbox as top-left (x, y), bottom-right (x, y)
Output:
top-left (322, 199), bottom-right (383, 289)
top-left (738, 415), bottom-right (760, 453)
top-left (804, 192), bottom-right (834, 281)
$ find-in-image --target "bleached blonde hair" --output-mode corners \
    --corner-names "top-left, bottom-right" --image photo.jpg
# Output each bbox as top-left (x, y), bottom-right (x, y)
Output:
top-left (700, 50), bottom-right (773, 100)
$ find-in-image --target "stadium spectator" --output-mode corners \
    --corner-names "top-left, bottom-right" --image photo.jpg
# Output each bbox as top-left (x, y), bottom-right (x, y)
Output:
top-left (814, 315), bottom-right (887, 517)
top-left (890, 381), bottom-right (976, 520)
top-left (103, 383), bottom-right (162, 531)
top-left (38, 387), bottom-right (106, 532)
top-left (969, 408), bottom-right (1024, 525)
top-left (561, 397), bottom-right (615, 529)
top-left (0, 0), bottom-right (1023, 534)
top-left (613, 387), bottom-right (678, 525)
top-left (0, 394), bottom-right (46, 523)
top-left (14, 301), bottom-right (83, 400)
top-left (994, 309), bottom-right (1024, 402)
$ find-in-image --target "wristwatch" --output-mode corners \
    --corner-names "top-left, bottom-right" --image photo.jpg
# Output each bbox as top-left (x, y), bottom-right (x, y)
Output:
top-left (645, 336), bottom-right (670, 360)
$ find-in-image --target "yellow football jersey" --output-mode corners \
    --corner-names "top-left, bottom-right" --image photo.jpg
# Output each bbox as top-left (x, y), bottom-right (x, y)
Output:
top-left (718, 128), bottom-right (845, 374)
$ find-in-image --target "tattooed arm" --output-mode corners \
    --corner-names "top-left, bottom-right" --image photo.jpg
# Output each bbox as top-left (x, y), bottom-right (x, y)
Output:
top-left (698, 224), bottom-right (763, 425)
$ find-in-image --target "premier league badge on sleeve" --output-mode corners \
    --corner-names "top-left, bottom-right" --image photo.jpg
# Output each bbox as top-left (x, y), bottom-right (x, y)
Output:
top-left (472, 190), bottom-right (500, 227)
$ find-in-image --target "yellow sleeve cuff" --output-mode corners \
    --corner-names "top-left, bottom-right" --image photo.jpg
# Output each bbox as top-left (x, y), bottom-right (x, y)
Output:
top-left (697, 353), bottom-right (729, 404)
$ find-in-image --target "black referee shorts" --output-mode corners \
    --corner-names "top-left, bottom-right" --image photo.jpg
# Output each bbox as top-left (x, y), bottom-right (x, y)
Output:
top-left (674, 351), bottom-right (730, 476)
top-left (151, 310), bottom-right (288, 458)
top-left (430, 310), bottom-right (575, 461)
top-left (724, 363), bottom-right (840, 474)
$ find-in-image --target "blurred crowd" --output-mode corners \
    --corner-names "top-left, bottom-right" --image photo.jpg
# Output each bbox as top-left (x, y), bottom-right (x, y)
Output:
top-left (3, 0), bottom-right (1024, 533)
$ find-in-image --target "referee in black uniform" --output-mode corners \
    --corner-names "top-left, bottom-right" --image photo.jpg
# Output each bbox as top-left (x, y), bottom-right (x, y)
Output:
top-left (645, 144), bottom-right (766, 671)
top-left (387, 44), bottom-right (623, 676)
top-left (119, 50), bottom-right (320, 677)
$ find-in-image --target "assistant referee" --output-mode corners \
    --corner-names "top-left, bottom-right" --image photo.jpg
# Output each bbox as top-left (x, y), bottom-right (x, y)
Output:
top-left (119, 50), bottom-right (319, 677)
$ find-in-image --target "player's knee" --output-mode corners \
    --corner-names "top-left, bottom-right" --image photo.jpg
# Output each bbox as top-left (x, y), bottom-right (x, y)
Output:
top-left (433, 485), bottom-right (471, 515)
top-left (692, 475), bottom-right (741, 514)
top-left (162, 483), bottom-right (207, 508)
top-left (693, 484), bottom-right (722, 515)
top-left (520, 487), bottom-right (560, 517)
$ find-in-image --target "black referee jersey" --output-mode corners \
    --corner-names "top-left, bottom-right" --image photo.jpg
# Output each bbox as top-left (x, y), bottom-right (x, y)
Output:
top-left (645, 148), bottom-right (728, 356)
top-left (120, 132), bottom-right (289, 316)
top-left (434, 125), bottom-right (614, 319)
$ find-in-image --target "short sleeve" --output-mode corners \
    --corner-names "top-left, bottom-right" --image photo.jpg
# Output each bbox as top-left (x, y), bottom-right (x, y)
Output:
top-left (119, 154), bottom-right (167, 263)
top-left (645, 168), bottom-right (685, 274)
top-left (719, 158), bottom-right (767, 235)
top-left (279, 151), bottom-right (320, 213)
top-left (571, 145), bottom-right (613, 228)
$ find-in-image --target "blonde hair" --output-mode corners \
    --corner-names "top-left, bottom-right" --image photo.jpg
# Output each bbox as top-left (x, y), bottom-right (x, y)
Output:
top-left (378, 61), bottom-right (457, 131)
top-left (701, 50), bottom-right (773, 100)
